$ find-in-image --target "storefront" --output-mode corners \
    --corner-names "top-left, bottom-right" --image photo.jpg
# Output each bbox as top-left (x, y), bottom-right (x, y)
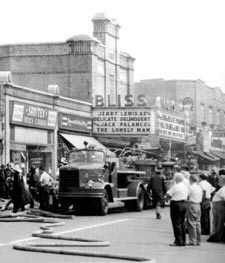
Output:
top-left (58, 112), bottom-right (93, 161)
top-left (1, 78), bottom-right (93, 176)
top-left (9, 101), bottom-right (57, 174)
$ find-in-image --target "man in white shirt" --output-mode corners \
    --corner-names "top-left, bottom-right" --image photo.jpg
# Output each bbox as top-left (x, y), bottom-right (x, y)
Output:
top-left (167, 173), bottom-right (189, 246)
top-left (39, 167), bottom-right (53, 210)
top-left (187, 174), bottom-right (203, 246)
top-left (199, 173), bottom-right (215, 235)
top-left (208, 175), bottom-right (225, 243)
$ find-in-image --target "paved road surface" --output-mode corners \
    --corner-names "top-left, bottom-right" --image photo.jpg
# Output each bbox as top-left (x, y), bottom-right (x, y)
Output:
top-left (0, 208), bottom-right (224, 263)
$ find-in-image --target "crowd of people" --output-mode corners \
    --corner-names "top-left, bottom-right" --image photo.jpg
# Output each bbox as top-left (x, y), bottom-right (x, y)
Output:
top-left (0, 164), bottom-right (56, 213)
top-left (149, 165), bottom-right (225, 245)
top-left (1, 160), bottom-right (225, 245)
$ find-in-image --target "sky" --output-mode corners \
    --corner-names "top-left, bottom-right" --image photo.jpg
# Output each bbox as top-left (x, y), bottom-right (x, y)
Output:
top-left (1, 0), bottom-right (225, 90)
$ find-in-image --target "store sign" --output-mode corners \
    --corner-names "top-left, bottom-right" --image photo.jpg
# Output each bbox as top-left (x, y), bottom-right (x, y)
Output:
top-left (157, 111), bottom-right (187, 141)
top-left (11, 102), bottom-right (57, 129)
top-left (211, 130), bottom-right (225, 150)
top-left (93, 108), bottom-right (155, 135)
top-left (94, 94), bottom-right (192, 113)
top-left (59, 113), bottom-right (92, 132)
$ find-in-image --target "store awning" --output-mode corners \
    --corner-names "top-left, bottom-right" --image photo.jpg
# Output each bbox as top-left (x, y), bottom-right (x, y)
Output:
top-left (192, 150), bottom-right (218, 162)
top-left (96, 137), bottom-right (130, 148)
top-left (211, 151), bottom-right (225, 160)
top-left (204, 152), bottom-right (220, 161)
top-left (60, 133), bottom-right (114, 157)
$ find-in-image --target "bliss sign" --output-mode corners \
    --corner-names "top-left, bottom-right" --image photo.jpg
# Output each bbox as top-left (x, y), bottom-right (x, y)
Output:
top-left (93, 94), bottom-right (191, 112)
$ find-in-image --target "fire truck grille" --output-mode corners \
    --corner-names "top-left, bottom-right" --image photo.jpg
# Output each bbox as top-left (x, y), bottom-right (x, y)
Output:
top-left (59, 169), bottom-right (79, 190)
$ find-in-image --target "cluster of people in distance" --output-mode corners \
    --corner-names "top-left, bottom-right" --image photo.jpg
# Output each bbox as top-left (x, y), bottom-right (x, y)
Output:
top-left (0, 163), bottom-right (56, 213)
top-left (148, 165), bottom-right (225, 245)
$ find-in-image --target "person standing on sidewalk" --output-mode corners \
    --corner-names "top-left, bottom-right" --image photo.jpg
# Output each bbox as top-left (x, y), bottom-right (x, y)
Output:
top-left (207, 175), bottom-right (225, 243)
top-left (148, 168), bottom-right (167, 219)
top-left (167, 173), bottom-right (189, 246)
top-left (38, 167), bottom-right (53, 210)
top-left (199, 173), bottom-right (215, 235)
top-left (186, 174), bottom-right (203, 246)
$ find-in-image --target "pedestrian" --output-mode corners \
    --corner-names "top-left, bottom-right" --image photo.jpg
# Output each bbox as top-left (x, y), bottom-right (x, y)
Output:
top-left (11, 165), bottom-right (26, 213)
top-left (0, 164), bottom-right (8, 198)
top-left (167, 173), bottom-right (188, 246)
top-left (148, 167), bottom-right (166, 219)
top-left (181, 166), bottom-right (191, 179)
top-left (38, 166), bottom-right (53, 210)
top-left (27, 166), bottom-right (39, 201)
top-left (207, 175), bottom-right (225, 243)
top-left (208, 169), bottom-right (219, 191)
top-left (199, 173), bottom-right (215, 235)
top-left (186, 174), bottom-right (203, 246)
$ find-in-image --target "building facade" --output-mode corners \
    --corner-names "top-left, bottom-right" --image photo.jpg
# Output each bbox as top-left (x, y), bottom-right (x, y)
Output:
top-left (134, 79), bottom-right (225, 130)
top-left (0, 72), bottom-right (93, 177)
top-left (0, 13), bottom-right (134, 105)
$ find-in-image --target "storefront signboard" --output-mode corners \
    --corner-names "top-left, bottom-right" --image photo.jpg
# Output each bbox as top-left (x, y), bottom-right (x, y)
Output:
top-left (11, 102), bottom-right (57, 129)
top-left (93, 108), bottom-right (155, 136)
top-left (157, 111), bottom-right (187, 142)
top-left (59, 113), bottom-right (92, 133)
top-left (211, 130), bottom-right (225, 151)
top-left (10, 143), bottom-right (26, 152)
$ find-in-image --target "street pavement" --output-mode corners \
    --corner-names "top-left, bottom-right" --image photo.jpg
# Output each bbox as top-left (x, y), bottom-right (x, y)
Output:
top-left (0, 207), bottom-right (224, 263)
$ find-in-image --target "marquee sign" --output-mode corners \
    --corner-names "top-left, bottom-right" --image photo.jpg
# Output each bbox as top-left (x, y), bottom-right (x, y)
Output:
top-left (93, 108), bottom-right (155, 136)
top-left (157, 111), bottom-right (187, 141)
top-left (11, 102), bottom-right (57, 130)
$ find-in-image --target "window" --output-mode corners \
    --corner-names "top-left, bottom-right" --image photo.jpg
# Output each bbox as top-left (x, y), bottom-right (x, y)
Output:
top-left (97, 60), bottom-right (104, 75)
top-left (200, 104), bottom-right (205, 121)
top-left (208, 107), bottom-right (213, 124)
top-left (216, 110), bottom-right (220, 125)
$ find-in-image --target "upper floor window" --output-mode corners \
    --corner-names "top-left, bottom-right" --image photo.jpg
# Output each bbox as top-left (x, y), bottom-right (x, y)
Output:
top-left (208, 106), bottom-right (213, 124)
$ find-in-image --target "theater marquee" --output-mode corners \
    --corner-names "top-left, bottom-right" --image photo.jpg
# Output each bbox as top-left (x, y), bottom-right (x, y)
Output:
top-left (157, 111), bottom-right (187, 141)
top-left (93, 108), bottom-right (155, 136)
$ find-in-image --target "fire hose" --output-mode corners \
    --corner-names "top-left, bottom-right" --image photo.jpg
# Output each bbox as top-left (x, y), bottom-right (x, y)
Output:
top-left (1, 209), bottom-right (153, 262)
top-left (13, 227), bottom-right (152, 262)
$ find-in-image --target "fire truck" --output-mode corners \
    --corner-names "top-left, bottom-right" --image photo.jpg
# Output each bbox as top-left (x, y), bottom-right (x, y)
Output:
top-left (58, 147), bottom-right (150, 215)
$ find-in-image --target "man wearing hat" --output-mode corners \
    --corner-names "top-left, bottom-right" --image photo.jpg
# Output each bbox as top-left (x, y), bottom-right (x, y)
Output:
top-left (208, 175), bottom-right (225, 242)
top-left (148, 167), bottom-right (166, 219)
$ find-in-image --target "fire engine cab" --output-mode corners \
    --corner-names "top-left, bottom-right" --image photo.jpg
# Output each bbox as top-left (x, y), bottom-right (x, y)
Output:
top-left (58, 147), bottom-right (148, 215)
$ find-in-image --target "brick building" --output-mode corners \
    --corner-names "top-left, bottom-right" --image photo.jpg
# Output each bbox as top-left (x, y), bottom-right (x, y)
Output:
top-left (0, 13), bottom-right (134, 105)
top-left (134, 79), bottom-right (225, 130)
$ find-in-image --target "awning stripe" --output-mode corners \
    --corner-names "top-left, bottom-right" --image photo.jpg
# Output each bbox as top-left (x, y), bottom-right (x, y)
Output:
top-left (211, 151), bottom-right (225, 160)
top-left (192, 151), bottom-right (217, 162)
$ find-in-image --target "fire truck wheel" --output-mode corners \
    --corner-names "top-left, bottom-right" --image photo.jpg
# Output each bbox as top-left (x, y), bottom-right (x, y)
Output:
top-left (60, 201), bottom-right (70, 211)
top-left (135, 189), bottom-right (145, 211)
top-left (98, 191), bottom-right (109, 216)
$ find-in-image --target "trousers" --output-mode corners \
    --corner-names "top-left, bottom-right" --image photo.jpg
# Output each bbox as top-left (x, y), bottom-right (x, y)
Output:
top-left (208, 201), bottom-right (225, 242)
top-left (187, 202), bottom-right (201, 244)
top-left (170, 200), bottom-right (187, 245)
top-left (201, 200), bottom-right (211, 235)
